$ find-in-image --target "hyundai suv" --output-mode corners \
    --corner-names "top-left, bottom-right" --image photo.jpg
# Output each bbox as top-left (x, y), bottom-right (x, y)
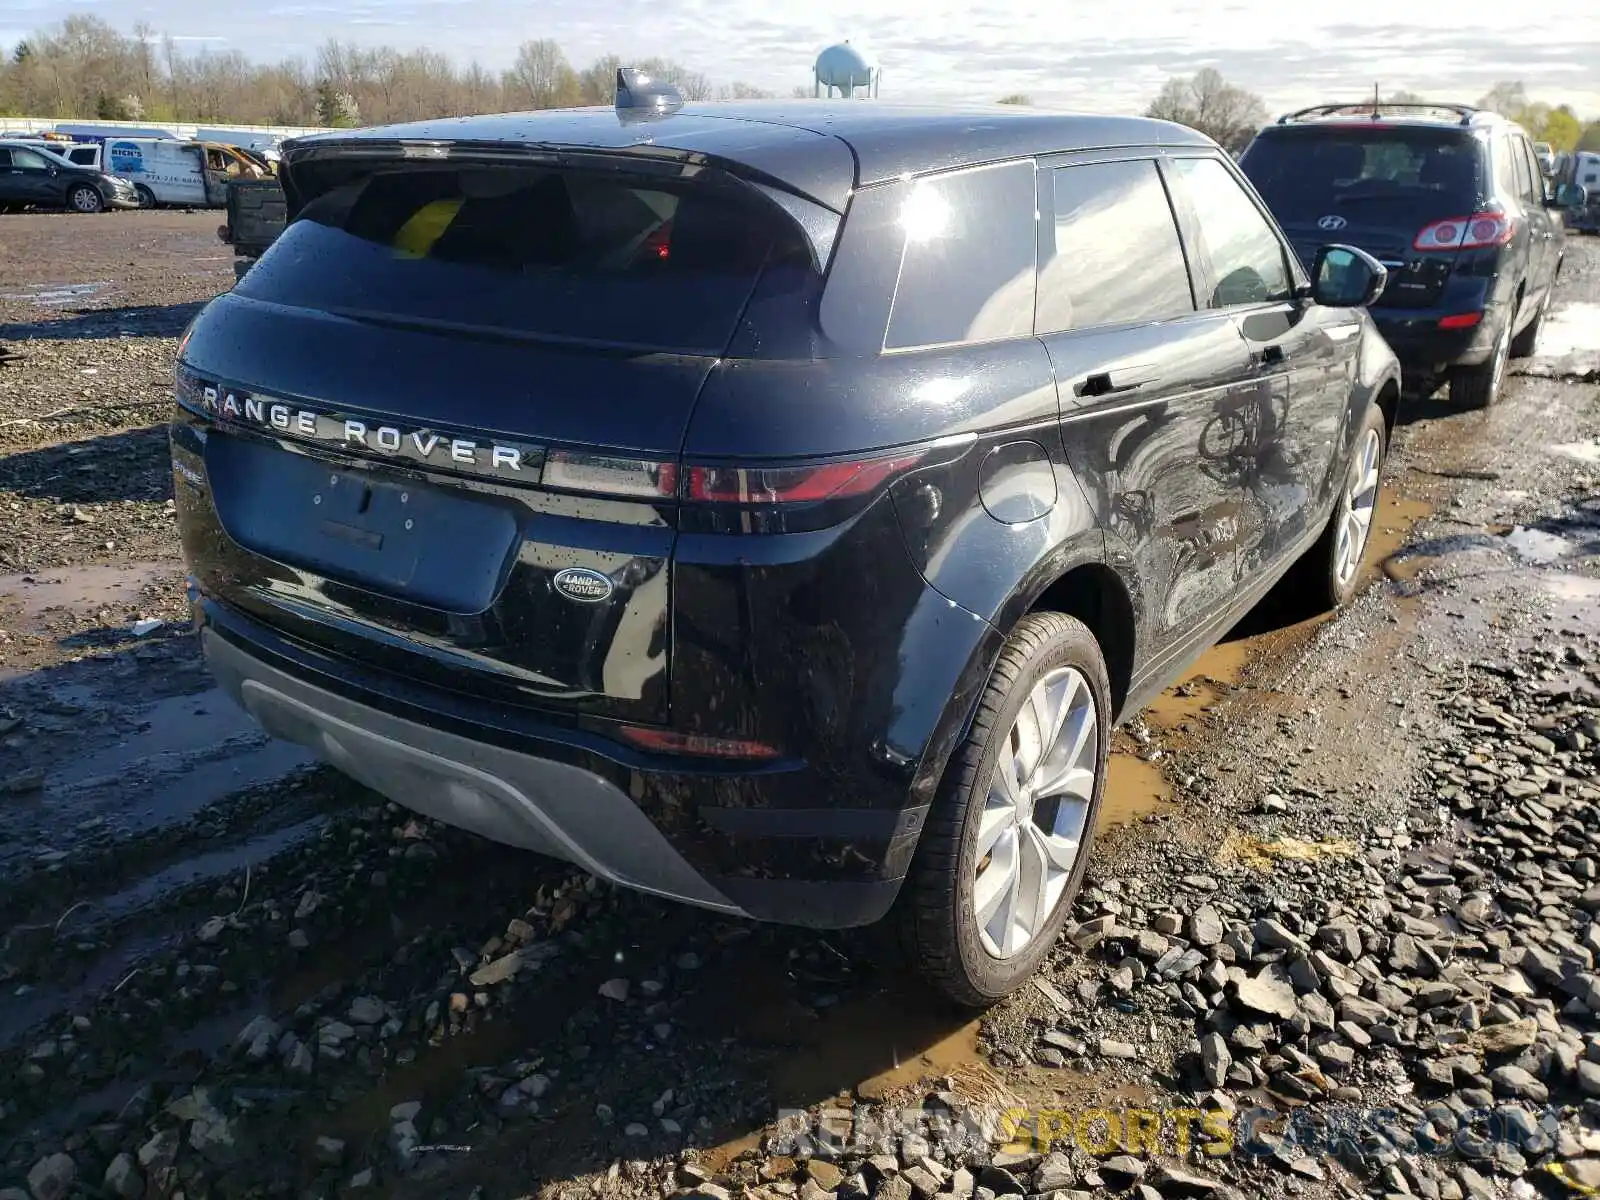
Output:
top-left (1239, 102), bottom-right (1578, 407)
top-left (173, 74), bottom-right (1401, 1005)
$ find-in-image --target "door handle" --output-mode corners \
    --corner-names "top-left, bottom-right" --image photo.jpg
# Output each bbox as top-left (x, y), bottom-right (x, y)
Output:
top-left (1252, 344), bottom-right (1286, 366)
top-left (1074, 365), bottom-right (1160, 398)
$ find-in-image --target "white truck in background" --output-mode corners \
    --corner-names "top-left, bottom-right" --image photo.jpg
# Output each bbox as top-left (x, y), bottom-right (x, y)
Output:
top-left (105, 138), bottom-right (225, 208)
top-left (101, 138), bottom-right (267, 208)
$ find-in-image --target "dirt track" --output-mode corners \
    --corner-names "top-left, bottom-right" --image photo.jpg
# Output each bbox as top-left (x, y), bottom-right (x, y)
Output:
top-left (2, 209), bottom-right (1600, 1200)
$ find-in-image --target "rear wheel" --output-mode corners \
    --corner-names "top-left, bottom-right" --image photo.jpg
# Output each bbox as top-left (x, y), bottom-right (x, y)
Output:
top-left (900, 612), bottom-right (1109, 1007)
top-left (1449, 314), bottom-right (1512, 408)
top-left (134, 184), bottom-right (157, 209)
top-left (66, 184), bottom-right (104, 214)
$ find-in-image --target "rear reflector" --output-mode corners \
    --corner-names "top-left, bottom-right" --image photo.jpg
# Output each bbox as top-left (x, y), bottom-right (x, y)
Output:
top-left (1437, 312), bottom-right (1483, 329)
top-left (682, 453), bottom-right (926, 505)
top-left (1414, 212), bottom-right (1514, 252)
top-left (617, 726), bottom-right (782, 760)
top-left (542, 450), bottom-right (676, 499)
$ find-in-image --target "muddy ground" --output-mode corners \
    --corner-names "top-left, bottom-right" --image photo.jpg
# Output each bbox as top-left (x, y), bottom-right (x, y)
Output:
top-left (1, 210), bottom-right (1599, 1200)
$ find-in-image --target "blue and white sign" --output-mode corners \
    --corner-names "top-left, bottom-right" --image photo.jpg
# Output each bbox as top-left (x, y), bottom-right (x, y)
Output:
top-left (108, 140), bottom-right (144, 174)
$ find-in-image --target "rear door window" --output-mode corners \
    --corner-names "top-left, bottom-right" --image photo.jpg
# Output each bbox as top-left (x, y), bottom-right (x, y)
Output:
top-left (1516, 139), bottom-right (1545, 203)
top-left (1510, 138), bottom-right (1536, 205)
top-left (1240, 128), bottom-right (1483, 225)
top-left (1037, 159), bottom-right (1194, 333)
top-left (885, 159), bottom-right (1037, 351)
top-left (1171, 157), bottom-right (1293, 308)
top-left (236, 163), bottom-right (806, 355)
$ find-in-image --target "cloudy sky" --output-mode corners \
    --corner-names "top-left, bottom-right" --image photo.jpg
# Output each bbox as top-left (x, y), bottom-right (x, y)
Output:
top-left (7, 0), bottom-right (1600, 117)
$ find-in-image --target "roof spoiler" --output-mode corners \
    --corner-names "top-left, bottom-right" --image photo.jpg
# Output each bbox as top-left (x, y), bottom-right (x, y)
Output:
top-left (1277, 101), bottom-right (1480, 127)
top-left (615, 68), bottom-right (683, 124)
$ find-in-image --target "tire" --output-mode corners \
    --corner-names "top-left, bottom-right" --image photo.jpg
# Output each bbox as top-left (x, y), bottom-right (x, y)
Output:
top-left (1510, 289), bottom-right (1550, 359)
top-left (1449, 313), bottom-right (1512, 408)
top-left (899, 611), bottom-right (1110, 1007)
top-left (134, 185), bottom-right (157, 209)
top-left (1291, 403), bottom-right (1388, 612)
top-left (66, 184), bottom-right (104, 214)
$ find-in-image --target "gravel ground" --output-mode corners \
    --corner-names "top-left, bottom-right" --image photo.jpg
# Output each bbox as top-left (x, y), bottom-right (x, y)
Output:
top-left (1, 209), bottom-right (1599, 1200)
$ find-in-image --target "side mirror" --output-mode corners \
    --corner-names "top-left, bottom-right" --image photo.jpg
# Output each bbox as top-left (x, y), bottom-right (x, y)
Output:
top-left (1554, 183), bottom-right (1586, 209)
top-left (1310, 244), bottom-right (1387, 309)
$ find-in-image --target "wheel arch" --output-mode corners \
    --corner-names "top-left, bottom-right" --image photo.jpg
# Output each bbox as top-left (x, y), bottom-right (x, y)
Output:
top-left (908, 540), bottom-right (1141, 809)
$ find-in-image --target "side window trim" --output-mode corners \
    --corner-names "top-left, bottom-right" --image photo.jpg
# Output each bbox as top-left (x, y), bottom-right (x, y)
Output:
top-left (1031, 148), bottom-right (1201, 336)
top-left (1162, 151), bottom-right (1302, 312)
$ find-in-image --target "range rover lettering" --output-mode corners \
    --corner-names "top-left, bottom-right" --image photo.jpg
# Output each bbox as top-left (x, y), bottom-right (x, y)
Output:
top-left (172, 74), bottom-right (1401, 1004)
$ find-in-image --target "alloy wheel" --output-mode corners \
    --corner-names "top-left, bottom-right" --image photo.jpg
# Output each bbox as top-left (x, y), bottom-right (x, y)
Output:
top-left (1334, 426), bottom-right (1382, 588)
top-left (971, 665), bottom-right (1098, 959)
top-left (1490, 318), bottom-right (1511, 397)
top-left (69, 187), bottom-right (101, 214)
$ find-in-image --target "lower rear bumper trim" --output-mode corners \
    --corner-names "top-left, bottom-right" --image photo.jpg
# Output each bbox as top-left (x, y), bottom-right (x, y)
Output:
top-left (202, 627), bottom-right (751, 918)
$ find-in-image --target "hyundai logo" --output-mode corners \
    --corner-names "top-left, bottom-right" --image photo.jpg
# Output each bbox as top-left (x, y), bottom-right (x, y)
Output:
top-left (1317, 215), bottom-right (1347, 231)
top-left (552, 568), bottom-right (614, 603)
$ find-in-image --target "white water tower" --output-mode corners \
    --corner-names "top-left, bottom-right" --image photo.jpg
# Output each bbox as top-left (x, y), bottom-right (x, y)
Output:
top-left (814, 41), bottom-right (879, 98)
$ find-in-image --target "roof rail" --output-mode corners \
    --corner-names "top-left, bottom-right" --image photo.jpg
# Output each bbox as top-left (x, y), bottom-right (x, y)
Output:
top-left (1276, 101), bottom-right (1483, 128)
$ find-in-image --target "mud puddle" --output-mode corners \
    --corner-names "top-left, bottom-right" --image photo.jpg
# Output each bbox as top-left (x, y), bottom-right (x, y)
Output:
top-left (0, 282), bottom-right (111, 307)
top-left (0, 561), bottom-right (177, 633)
top-left (1527, 300), bottom-right (1600, 362)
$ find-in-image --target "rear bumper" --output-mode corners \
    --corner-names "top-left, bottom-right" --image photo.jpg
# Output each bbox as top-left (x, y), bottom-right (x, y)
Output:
top-left (196, 595), bottom-right (913, 929)
top-left (1372, 303), bottom-right (1505, 375)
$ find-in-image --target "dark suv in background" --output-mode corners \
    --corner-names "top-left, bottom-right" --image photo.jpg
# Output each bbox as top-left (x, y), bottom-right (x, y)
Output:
top-left (1239, 102), bottom-right (1579, 407)
top-left (173, 76), bottom-right (1400, 1005)
top-left (0, 140), bottom-right (138, 213)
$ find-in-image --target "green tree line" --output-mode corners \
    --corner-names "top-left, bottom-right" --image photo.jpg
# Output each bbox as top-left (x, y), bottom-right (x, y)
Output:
top-left (0, 16), bottom-right (777, 127)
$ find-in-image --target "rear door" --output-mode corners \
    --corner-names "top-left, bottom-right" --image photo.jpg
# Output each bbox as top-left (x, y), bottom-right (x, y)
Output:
top-left (1034, 152), bottom-right (1250, 653)
top-left (1510, 134), bottom-right (1556, 315)
top-left (176, 153), bottom-right (821, 723)
top-left (4, 146), bottom-right (62, 205)
top-left (1240, 125), bottom-right (1484, 310)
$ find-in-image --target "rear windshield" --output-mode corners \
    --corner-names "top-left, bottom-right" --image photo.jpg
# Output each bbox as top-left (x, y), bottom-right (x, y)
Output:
top-left (236, 163), bottom-right (803, 354)
top-left (1240, 128), bottom-right (1483, 224)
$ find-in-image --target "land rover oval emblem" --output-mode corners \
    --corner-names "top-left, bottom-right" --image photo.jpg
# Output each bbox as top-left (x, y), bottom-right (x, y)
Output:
top-left (553, 568), bottom-right (614, 603)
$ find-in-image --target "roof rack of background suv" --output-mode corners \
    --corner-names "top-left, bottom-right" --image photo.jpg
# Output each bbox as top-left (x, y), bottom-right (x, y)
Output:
top-left (1276, 101), bottom-right (1483, 128)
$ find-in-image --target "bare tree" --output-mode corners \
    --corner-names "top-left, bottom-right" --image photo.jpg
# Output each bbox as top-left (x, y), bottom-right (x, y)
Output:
top-left (503, 39), bottom-right (577, 110)
top-left (1477, 81), bottom-right (1527, 117)
top-left (1146, 68), bottom-right (1269, 153)
top-left (996, 94), bottom-right (1031, 105)
top-left (718, 81), bottom-right (774, 101)
top-left (578, 54), bottom-right (621, 106)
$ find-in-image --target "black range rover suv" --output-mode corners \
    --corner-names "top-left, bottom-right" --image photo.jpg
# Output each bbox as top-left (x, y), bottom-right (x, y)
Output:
top-left (1239, 101), bottom-right (1577, 408)
top-left (173, 76), bottom-right (1401, 1004)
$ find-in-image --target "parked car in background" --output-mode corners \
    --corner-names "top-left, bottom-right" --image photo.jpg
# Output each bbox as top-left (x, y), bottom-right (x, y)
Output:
top-left (173, 79), bottom-right (1401, 1005)
top-left (1564, 151), bottom-right (1600, 235)
top-left (1534, 141), bottom-right (1556, 176)
top-left (13, 138), bottom-right (102, 169)
top-left (0, 140), bottom-right (138, 212)
top-left (1240, 101), bottom-right (1580, 407)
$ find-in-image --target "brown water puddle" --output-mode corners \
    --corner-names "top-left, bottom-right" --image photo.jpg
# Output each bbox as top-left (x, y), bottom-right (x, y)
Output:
top-left (1368, 492), bottom-right (1435, 576)
top-left (0, 561), bottom-right (173, 630)
top-left (1098, 754), bottom-right (1171, 830)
